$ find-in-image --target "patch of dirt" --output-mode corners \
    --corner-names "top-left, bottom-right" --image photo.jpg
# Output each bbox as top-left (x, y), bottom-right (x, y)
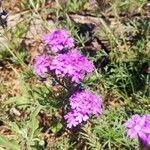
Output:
top-left (0, 64), bottom-right (21, 97)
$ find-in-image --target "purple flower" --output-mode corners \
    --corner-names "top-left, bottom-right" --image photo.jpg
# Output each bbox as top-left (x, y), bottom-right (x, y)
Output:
top-left (43, 29), bottom-right (74, 53)
top-left (49, 49), bottom-right (94, 83)
top-left (125, 114), bottom-right (146, 139)
top-left (64, 110), bottom-right (89, 128)
top-left (125, 114), bottom-right (150, 145)
top-left (33, 54), bottom-right (51, 76)
top-left (64, 89), bottom-right (102, 128)
top-left (147, 1), bottom-right (150, 7)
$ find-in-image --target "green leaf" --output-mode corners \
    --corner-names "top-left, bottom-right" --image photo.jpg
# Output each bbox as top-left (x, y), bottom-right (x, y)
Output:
top-left (8, 122), bottom-right (21, 134)
top-left (19, 80), bottom-right (31, 97)
top-left (5, 96), bottom-right (30, 105)
top-left (28, 105), bottom-right (42, 140)
top-left (8, 122), bottom-right (28, 140)
top-left (11, 22), bottom-right (26, 38)
top-left (0, 135), bottom-right (20, 150)
top-left (51, 120), bottom-right (63, 134)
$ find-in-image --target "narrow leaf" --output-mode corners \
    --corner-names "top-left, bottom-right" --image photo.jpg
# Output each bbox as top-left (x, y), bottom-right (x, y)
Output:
top-left (0, 135), bottom-right (20, 150)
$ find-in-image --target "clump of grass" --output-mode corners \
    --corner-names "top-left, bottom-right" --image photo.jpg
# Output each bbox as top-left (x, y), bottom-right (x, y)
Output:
top-left (80, 106), bottom-right (138, 150)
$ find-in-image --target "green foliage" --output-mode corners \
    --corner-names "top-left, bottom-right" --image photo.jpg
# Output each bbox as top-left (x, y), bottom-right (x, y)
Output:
top-left (11, 22), bottom-right (27, 39)
top-left (0, 105), bottom-right (43, 150)
top-left (51, 119), bottom-right (63, 134)
top-left (0, 135), bottom-right (20, 150)
top-left (56, 137), bottom-right (75, 150)
top-left (113, 0), bottom-right (146, 13)
top-left (80, 107), bottom-right (137, 150)
top-left (0, 48), bottom-right (11, 64)
top-left (11, 50), bottom-right (27, 65)
top-left (7, 105), bottom-right (43, 150)
top-left (58, 0), bottom-right (87, 13)
top-left (56, 14), bottom-right (87, 48)
top-left (21, 0), bottom-right (46, 10)
top-left (0, 21), bottom-right (28, 65)
top-left (22, 66), bottom-right (34, 79)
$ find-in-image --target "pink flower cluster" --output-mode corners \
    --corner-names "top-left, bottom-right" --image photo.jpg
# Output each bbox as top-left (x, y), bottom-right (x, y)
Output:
top-left (147, 1), bottom-right (150, 7)
top-left (50, 49), bottom-right (94, 83)
top-left (34, 29), bottom-right (94, 84)
top-left (33, 29), bottom-right (102, 128)
top-left (125, 114), bottom-right (150, 145)
top-left (64, 89), bottom-right (102, 128)
top-left (43, 29), bottom-right (74, 53)
top-left (33, 54), bottom-right (51, 76)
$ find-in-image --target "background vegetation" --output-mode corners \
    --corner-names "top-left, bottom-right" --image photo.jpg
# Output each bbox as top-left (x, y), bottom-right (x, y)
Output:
top-left (0, 0), bottom-right (149, 149)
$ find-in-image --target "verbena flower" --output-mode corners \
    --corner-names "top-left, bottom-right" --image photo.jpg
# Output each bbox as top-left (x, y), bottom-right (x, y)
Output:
top-left (64, 89), bottom-right (102, 128)
top-left (49, 49), bottom-right (94, 83)
top-left (147, 1), bottom-right (150, 7)
top-left (33, 54), bottom-right (51, 76)
top-left (125, 114), bottom-right (150, 145)
top-left (43, 29), bottom-right (74, 53)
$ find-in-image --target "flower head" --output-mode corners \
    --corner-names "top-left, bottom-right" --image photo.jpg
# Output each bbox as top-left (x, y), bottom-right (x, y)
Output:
top-left (33, 54), bottom-right (51, 76)
top-left (49, 49), bottom-right (94, 83)
top-left (147, 1), bottom-right (150, 7)
top-left (125, 114), bottom-right (150, 145)
top-left (64, 89), bottom-right (102, 128)
top-left (43, 29), bottom-right (74, 53)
